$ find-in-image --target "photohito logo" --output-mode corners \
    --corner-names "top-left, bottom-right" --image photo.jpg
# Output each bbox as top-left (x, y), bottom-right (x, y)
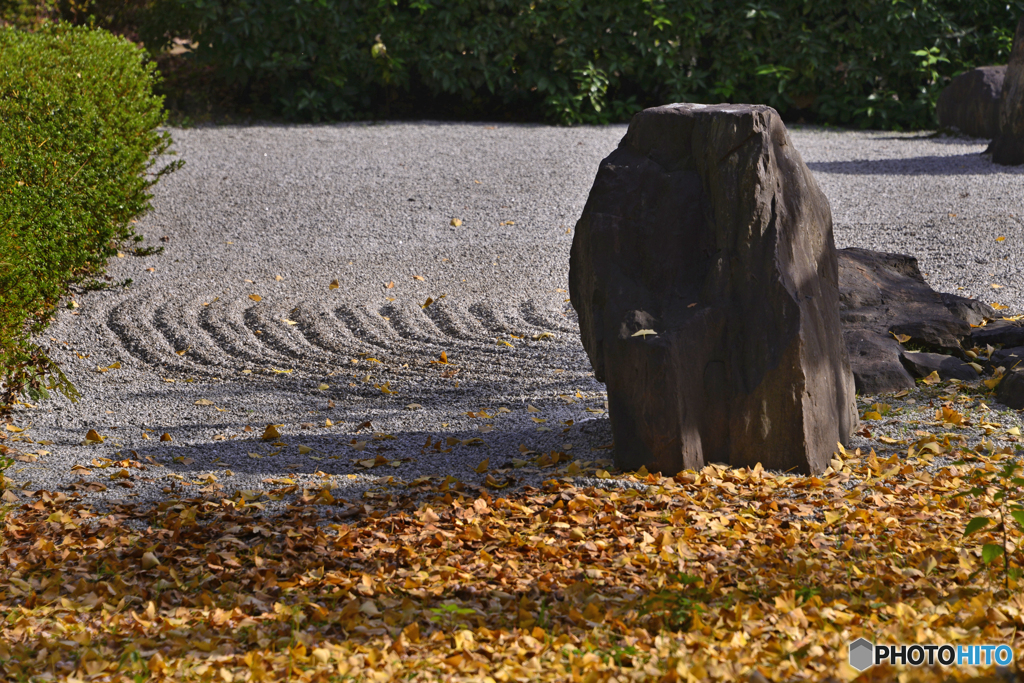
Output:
top-left (848, 638), bottom-right (1013, 671)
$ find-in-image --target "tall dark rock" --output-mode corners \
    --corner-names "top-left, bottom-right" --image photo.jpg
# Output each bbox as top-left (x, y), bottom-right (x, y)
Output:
top-left (993, 16), bottom-right (1024, 165)
top-left (569, 103), bottom-right (857, 476)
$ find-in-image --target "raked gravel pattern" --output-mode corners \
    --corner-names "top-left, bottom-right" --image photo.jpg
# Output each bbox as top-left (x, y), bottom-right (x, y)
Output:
top-left (5, 122), bottom-right (1024, 514)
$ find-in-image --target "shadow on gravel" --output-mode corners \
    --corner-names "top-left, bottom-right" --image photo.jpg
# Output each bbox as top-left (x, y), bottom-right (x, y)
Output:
top-left (97, 417), bottom-right (615, 501)
top-left (806, 153), bottom-right (1024, 176)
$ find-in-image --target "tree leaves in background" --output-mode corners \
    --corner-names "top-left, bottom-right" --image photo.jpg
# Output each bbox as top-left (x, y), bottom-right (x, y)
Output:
top-left (131, 0), bottom-right (1024, 128)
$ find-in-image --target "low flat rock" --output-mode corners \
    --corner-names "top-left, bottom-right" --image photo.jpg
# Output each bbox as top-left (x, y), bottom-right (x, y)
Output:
top-left (971, 319), bottom-right (1024, 348)
top-left (836, 247), bottom-right (988, 393)
top-left (899, 351), bottom-right (978, 382)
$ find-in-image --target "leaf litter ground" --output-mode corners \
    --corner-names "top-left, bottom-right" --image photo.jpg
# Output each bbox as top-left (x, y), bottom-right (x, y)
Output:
top-left (3, 376), bottom-right (1024, 682)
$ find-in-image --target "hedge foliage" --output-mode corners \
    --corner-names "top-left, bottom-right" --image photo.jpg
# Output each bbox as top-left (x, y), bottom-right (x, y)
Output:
top-left (137, 0), bottom-right (1024, 127)
top-left (0, 23), bottom-right (180, 411)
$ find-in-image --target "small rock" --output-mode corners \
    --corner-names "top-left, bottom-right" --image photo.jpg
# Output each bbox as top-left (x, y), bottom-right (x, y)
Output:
top-left (843, 331), bottom-right (915, 394)
top-left (997, 367), bottom-right (1024, 409)
top-left (988, 345), bottom-right (1024, 372)
top-left (899, 351), bottom-right (978, 381)
top-left (940, 292), bottom-right (995, 326)
top-left (971, 319), bottom-right (1024, 348)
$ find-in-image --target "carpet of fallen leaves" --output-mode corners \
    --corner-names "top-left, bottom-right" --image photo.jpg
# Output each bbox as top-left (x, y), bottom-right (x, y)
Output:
top-left (1, 445), bottom-right (1022, 683)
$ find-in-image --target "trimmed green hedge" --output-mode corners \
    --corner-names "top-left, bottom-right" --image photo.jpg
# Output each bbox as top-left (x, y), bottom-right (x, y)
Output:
top-left (0, 23), bottom-right (180, 411)
top-left (140, 0), bottom-right (1024, 127)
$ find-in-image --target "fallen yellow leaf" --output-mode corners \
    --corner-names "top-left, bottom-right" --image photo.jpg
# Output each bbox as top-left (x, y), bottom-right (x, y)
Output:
top-left (329, 279), bottom-right (340, 290)
top-left (249, 294), bottom-right (262, 302)
top-left (262, 425), bottom-right (282, 441)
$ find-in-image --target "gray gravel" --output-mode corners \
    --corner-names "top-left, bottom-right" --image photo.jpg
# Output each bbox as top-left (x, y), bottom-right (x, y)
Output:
top-left (5, 122), bottom-right (1024, 513)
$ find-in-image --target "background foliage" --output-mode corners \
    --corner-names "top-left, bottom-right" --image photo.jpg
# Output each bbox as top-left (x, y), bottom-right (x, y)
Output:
top-left (127, 0), bottom-right (1024, 127)
top-left (2, 0), bottom-right (1022, 127)
top-left (0, 23), bottom-right (179, 411)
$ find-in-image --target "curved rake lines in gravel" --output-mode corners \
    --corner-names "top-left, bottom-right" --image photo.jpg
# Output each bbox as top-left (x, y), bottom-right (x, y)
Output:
top-left (103, 293), bottom-right (586, 388)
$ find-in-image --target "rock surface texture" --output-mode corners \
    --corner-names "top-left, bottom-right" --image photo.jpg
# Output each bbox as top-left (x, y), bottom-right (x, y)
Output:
top-left (994, 16), bottom-right (1024, 165)
top-left (936, 66), bottom-right (1006, 139)
top-left (998, 367), bottom-right (1024, 408)
top-left (836, 248), bottom-right (989, 393)
top-left (569, 103), bottom-right (857, 476)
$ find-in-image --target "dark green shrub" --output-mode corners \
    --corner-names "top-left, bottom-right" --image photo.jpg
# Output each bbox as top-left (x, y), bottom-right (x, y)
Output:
top-left (139, 0), bottom-right (1024, 128)
top-left (0, 23), bottom-right (181, 411)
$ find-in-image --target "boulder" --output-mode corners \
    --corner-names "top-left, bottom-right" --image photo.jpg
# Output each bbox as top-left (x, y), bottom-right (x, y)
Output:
top-left (836, 247), bottom-right (978, 394)
top-left (997, 367), bottom-right (1024, 409)
top-left (899, 351), bottom-right (978, 382)
top-left (569, 103), bottom-right (857, 476)
top-left (993, 16), bottom-right (1024, 165)
top-left (936, 66), bottom-right (1006, 139)
top-left (842, 330), bottom-right (915, 395)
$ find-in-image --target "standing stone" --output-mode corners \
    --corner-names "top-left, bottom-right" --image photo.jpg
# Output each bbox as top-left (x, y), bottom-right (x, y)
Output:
top-left (569, 103), bottom-right (857, 476)
top-left (936, 66), bottom-right (1005, 139)
top-left (993, 16), bottom-right (1024, 165)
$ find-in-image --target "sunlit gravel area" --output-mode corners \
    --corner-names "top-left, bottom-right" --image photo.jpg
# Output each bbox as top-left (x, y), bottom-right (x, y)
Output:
top-left (4, 121), bottom-right (1024, 512)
